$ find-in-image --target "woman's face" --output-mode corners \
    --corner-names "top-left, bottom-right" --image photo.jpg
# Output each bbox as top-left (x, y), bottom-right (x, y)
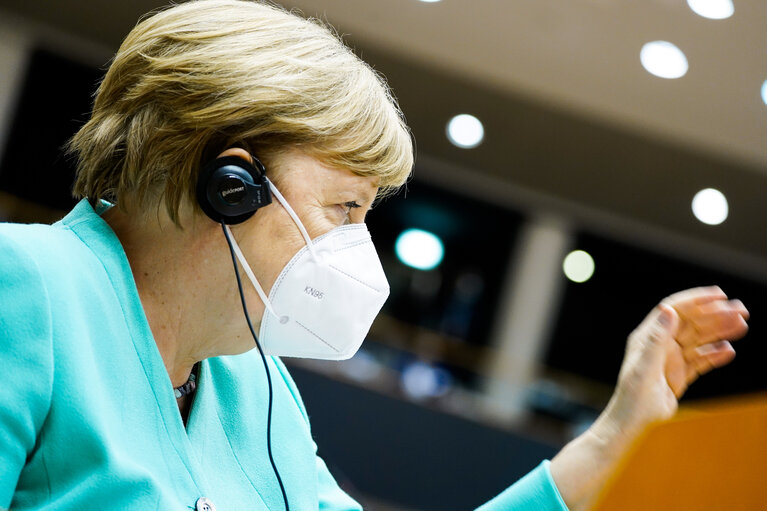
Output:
top-left (225, 147), bottom-right (380, 320)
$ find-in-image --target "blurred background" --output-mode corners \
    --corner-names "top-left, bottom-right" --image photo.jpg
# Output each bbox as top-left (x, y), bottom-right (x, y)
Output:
top-left (0, 0), bottom-right (765, 509)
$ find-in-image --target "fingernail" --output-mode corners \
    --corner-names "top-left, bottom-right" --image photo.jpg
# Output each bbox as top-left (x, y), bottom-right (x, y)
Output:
top-left (658, 308), bottom-right (670, 326)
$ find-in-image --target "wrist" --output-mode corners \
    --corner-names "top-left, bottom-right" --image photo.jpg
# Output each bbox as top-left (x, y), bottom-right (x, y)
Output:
top-left (588, 401), bottom-right (636, 455)
top-left (550, 416), bottom-right (631, 511)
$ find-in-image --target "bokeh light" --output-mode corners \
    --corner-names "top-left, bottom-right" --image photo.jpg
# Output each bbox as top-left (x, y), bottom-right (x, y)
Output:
top-left (446, 114), bottom-right (485, 149)
top-left (761, 79), bottom-right (767, 107)
top-left (687, 0), bottom-right (734, 19)
top-left (640, 41), bottom-right (688, 79)
top-left (563, 250), bottom-right (595, 283)
top-left (692, 188), bottom-right (728, 225)
top-left (395, 228), bottom-right (445, 270)
top-left (401, 361), bottom-right (452, 400)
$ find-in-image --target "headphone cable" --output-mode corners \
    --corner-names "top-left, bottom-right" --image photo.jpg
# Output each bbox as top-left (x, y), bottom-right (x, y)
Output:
top-left (221, 222), bottom-right (290, 511)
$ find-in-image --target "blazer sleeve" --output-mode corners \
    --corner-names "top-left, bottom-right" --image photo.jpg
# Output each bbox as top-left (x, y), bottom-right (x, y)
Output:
top-left (0, 232), bottom-right (54, 508)
top-left (475, 460), bottom-right (569, 511)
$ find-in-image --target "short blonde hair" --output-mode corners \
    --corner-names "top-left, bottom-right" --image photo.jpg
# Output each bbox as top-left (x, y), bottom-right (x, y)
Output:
top-left (69, 0), bottom-right (413, 223)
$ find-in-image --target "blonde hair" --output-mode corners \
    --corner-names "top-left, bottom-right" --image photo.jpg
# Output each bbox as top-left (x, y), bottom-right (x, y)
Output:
top-left (69, 0), bottom-right (413, 223)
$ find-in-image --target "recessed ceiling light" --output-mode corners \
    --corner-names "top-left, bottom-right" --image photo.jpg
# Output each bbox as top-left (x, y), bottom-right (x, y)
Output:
top-left (687, 0), bottom-right (734, 20)
top-left (418, 0), bottom-right (442, 3)
top-left (692, 188), bottom-right (728, 225)
top-left (761, 80), bottom-right (767, 107)
top-left (640, 41), bottom-right (688, 79)
top-left (395, 228), bottom-right (444, 270)
top-left (446, 114), bottom-right (484, 149)
top-left (563, 250), bottom-right (595, 283)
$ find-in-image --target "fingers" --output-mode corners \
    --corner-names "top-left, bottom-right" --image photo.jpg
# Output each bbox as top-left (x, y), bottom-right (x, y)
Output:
top-left (684, 298), bottom-right (749, 324)
top-left (668, 293), bottom-right (746, 382)
top-left (684, 341), bottom-right (737, 386)
top-left (661, 286), bottom-right (735, 348)
top-left (622, 289), bottom-right (746, 407)
top-left (675, 299), bottom-right (749, 349)
top-left (661, 286), bottom-right (728, 313)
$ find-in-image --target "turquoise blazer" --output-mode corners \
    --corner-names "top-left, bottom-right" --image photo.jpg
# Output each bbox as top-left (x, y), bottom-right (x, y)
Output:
top-left (0, 200), bottom-right (567, 510)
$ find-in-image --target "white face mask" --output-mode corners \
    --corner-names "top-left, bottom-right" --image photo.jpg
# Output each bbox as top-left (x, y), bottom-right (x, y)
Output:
top-left (225, 180), bottom-right (390, 360)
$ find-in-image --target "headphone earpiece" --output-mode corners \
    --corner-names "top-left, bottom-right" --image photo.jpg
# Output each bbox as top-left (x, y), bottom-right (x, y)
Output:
top-left (196, 155), bottom-right (272, 225)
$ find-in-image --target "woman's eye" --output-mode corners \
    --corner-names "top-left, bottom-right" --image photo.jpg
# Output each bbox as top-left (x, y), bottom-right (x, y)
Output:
top-left (341, 201), bottom-right (361, 224)
top-left (343, 201), bottom-right (362, 213)
top-left (344, 201), bottom-right (362, 210)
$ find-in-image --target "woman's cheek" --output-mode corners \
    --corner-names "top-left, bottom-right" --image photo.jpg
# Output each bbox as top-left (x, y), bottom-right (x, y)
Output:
top-left (303, 206), bottom-right (344, 237)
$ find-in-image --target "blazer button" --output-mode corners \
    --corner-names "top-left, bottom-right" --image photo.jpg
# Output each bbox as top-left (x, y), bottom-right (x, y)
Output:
top-left (195, 497), bottom-right (217, 511)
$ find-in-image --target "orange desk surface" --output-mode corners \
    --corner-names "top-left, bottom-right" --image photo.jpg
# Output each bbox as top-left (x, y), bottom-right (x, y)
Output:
top-left (591, 394), bottom-right (767, 511)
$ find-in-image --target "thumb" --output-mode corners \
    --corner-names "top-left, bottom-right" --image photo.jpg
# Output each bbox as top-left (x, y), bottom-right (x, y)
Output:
top-left (637, 303), bottom-right (679, 368)
top-left (656, 304), bottom-right (689, 398)
top-left (656, 303), bottom-right (680, 338)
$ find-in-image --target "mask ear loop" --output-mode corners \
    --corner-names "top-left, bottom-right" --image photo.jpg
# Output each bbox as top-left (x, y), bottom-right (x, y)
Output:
top-left (223, 224), bottom-right (283, 320)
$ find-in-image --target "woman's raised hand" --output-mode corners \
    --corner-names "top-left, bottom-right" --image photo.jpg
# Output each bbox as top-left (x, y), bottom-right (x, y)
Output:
top-left (551, 286), bottom-right (749, 511)
top-left (597, 286), bottom-right (749, 442)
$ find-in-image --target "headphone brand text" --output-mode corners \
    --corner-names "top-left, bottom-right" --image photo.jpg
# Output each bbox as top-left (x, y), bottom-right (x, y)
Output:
top-left (221, 186), bottom-right (246, 197)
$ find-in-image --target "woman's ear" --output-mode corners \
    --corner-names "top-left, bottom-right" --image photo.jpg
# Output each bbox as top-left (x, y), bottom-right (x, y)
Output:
top-left (216, 147), bottom-right (254, 163)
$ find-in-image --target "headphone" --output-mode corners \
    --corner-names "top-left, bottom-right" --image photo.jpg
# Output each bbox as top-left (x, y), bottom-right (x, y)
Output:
top-left (196, 154), bottom-right (272, 224)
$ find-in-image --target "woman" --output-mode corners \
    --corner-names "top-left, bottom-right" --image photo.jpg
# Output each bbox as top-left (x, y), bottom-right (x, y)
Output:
top-left (0, 1), bottom-right (749, 510)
